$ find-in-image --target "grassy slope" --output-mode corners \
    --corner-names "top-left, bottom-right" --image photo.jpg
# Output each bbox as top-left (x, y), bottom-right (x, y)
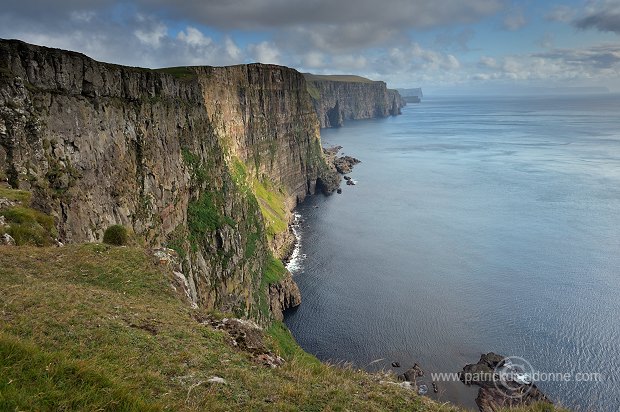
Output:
top-left (0, 189), bottom-right (568, 412)
top-left (303, 73), bottom-right (378, 83)
top-left (0, 244), bottom-right (454, 411)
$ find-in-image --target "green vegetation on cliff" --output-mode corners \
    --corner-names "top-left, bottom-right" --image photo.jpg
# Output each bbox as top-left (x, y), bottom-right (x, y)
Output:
top-left (303, 73), bottom-right (377, 83)
top-left (0, 244), bottom-right (449, 411)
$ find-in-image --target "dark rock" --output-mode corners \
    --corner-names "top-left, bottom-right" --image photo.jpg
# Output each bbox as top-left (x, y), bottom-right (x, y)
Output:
top-left (392, 362), bottom-right (400, 368)
top-left (333, 155), bottom-right (361, 174)
top-left (460, 353), bottom-right (553, 412)
top-left (343, 175), bottom-right (351, 181)
top-left (399, 363), bottom-right (424, 383)
top-left (336, 188), bottom-right (342, 194)
top-left (346, 180), bottom-right (355, 186)
top-left (432, 382), bottom-right (438, 393)
top-left (269, 270), bottom-right (302, 321)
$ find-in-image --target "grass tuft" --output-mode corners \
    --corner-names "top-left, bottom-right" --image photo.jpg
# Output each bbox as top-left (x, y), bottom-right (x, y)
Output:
top-left (103, 225), bottom-right (129, 246)
top-left (0, 205), bottom-right (57, 246)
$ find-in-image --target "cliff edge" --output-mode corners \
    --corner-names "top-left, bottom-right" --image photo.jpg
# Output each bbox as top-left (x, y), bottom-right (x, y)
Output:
top-left (0, 39), bottom-right (337, 321)
top-left (304, 73), bottom-right (406, 128)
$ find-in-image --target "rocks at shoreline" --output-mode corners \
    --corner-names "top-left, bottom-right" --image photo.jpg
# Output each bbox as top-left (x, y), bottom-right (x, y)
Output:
top-left (398, 363), bottom-right (424, 383)
top-left (460, 353), bottom-right (552, 412)
top-left (321, 146), bottom-right (361, 193)
top-left (333, 155), bottom-right (361, 174)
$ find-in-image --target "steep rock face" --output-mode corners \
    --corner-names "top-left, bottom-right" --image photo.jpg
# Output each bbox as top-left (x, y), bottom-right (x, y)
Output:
top-left (304, 75), bottom-right (406, 128)
top-left (269, 272), bottom-right (302, 321)
top-left (195, 65), bottom-right (325, 206)
top-left (0, 39), bottom-right (330, 319)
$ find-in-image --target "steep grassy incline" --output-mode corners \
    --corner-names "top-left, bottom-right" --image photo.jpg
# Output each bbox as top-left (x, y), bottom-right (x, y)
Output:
top-left (0, 243), bottom-right (458, 412)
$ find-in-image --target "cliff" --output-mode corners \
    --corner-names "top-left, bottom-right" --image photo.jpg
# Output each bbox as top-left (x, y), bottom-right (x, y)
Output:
top-left (0, 39), bottom-right (336, 321)
top-left (304, 73), bottom-right (406, 128)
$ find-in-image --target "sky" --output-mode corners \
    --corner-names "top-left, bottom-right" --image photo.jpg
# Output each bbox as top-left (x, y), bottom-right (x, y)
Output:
top-left (1, 0), bottom-right (620, 94)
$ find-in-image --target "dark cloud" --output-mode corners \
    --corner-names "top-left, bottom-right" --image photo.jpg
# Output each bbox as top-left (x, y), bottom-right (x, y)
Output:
top-left (572, 1), bottom-right (620, 35)
top-left (5, 0), bottom-right (501, 30)
top-left (574, 12), bottom-right (620, 34)
top-left (535, 45), bottom-right (620, 69)
top-left (2, 0), bottom-right (502, 52)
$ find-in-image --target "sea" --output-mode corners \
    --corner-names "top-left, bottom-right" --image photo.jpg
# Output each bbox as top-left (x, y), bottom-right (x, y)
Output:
top-left (284, 95), bottom-right (620, 411)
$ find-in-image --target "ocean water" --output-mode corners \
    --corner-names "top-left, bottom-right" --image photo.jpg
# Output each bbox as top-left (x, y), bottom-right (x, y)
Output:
top-left (284, 95), bottom-right (620, 411)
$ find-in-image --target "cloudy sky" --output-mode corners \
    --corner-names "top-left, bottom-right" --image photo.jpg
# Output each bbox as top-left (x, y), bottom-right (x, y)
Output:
top-left (2, 0), bottom-right (620, 94)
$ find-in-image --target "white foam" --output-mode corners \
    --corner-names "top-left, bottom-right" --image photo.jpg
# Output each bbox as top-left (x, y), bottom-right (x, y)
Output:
top-left (286, 212), bottom-right (305, 273)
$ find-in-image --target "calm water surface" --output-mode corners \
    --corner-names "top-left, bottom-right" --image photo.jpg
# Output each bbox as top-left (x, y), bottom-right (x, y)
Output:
top-left (284, 95), bottom-right (620, 411)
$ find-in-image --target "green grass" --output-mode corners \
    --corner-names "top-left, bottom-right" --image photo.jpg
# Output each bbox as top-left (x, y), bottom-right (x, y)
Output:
top-left (0, 244), bottom-right (571, 412)
top-left (0, 204), bottom-right (57, 246)
top-left (253, 177), bottom-right (288, 237)
top-left (262, 255), bottom-right (287, 284)
top-left (0, 244), bottom-right (460, 412)
top-left (306, 83), bottom-right (321, 100)
top-left (187, 192), bottom-right (235, 249)
top-left (0, 333), bottom-right (159, 411)
top-left (155, 66), bottom-right (196, 80)
top-left (103, 224), bottom-right (129, 246)
top-left (303, 73), bottom-right (378, 83)
top-left (0, 187), bottom-right (32, 204)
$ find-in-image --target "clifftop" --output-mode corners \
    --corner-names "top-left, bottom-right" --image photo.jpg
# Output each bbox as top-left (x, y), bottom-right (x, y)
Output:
top-left (303, 73), bottom-right (406, 128)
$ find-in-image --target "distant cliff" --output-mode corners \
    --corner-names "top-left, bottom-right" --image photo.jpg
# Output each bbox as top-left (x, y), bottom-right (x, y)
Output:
top-left (0, 39), bottom-right (337, 321)
top-left (304, 74), bottom-right (406, 128)
top-left (397, 87), bottom-right (423, 103)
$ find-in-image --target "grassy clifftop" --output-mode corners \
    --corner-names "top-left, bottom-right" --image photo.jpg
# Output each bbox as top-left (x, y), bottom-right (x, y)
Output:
top-left (303, 73), bottom-right (379, 83)
top-left (0, 243), bottom-right (454, 411)
top-left (0, 188), bottom-right (568, 411)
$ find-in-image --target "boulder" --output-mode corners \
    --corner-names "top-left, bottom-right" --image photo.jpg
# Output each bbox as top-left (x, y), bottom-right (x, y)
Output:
top-left (1, 233), bottom-right (15, 246)
top-left (460, 353), bottom-right (553, 412)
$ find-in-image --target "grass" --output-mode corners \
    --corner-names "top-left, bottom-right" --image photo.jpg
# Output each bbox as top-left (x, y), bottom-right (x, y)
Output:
top-left (0, 187), bottom-right (32, 204)
top-left (306, 83), bottom-right (321, 100)
top-left (0, 333), bottom-right (158, 411)
top-left (262, 255), bottom-right (287, 284)
top-left (303, 73), bottom-right (378, 83)
top-left (253, 177), bottom-right (288, 237)
top-left (0, 244), bottom-right (466, 412)
top-left (0, 204), bottom-right (57, 246)
top-left (155, 66), bottom-right (197, 80)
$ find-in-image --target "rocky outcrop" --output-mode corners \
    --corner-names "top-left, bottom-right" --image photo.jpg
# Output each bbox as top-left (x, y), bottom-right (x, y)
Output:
top-left (0, 39), bottom-right (336, 320)
top-left (460, 353), bottom-right (552, 412)
top-left (304, 74), bottom-right (406, 128)
top-left (268, 271), bottom-right (302, 321)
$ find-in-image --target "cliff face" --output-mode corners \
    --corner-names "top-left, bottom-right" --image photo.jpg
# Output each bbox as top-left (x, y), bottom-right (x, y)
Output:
top-left (0, 39), bottom-right (334, 320)
top-left (304, 74), bottom-right (406, 128)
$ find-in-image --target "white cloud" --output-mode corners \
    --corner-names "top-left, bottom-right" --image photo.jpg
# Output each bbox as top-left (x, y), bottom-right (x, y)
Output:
top-left (248, 41), bottom-right (280, 64)
top-left (134, 15), bottom-right (167, 47)
top-left (177, 27), bottom-right (212, 47)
